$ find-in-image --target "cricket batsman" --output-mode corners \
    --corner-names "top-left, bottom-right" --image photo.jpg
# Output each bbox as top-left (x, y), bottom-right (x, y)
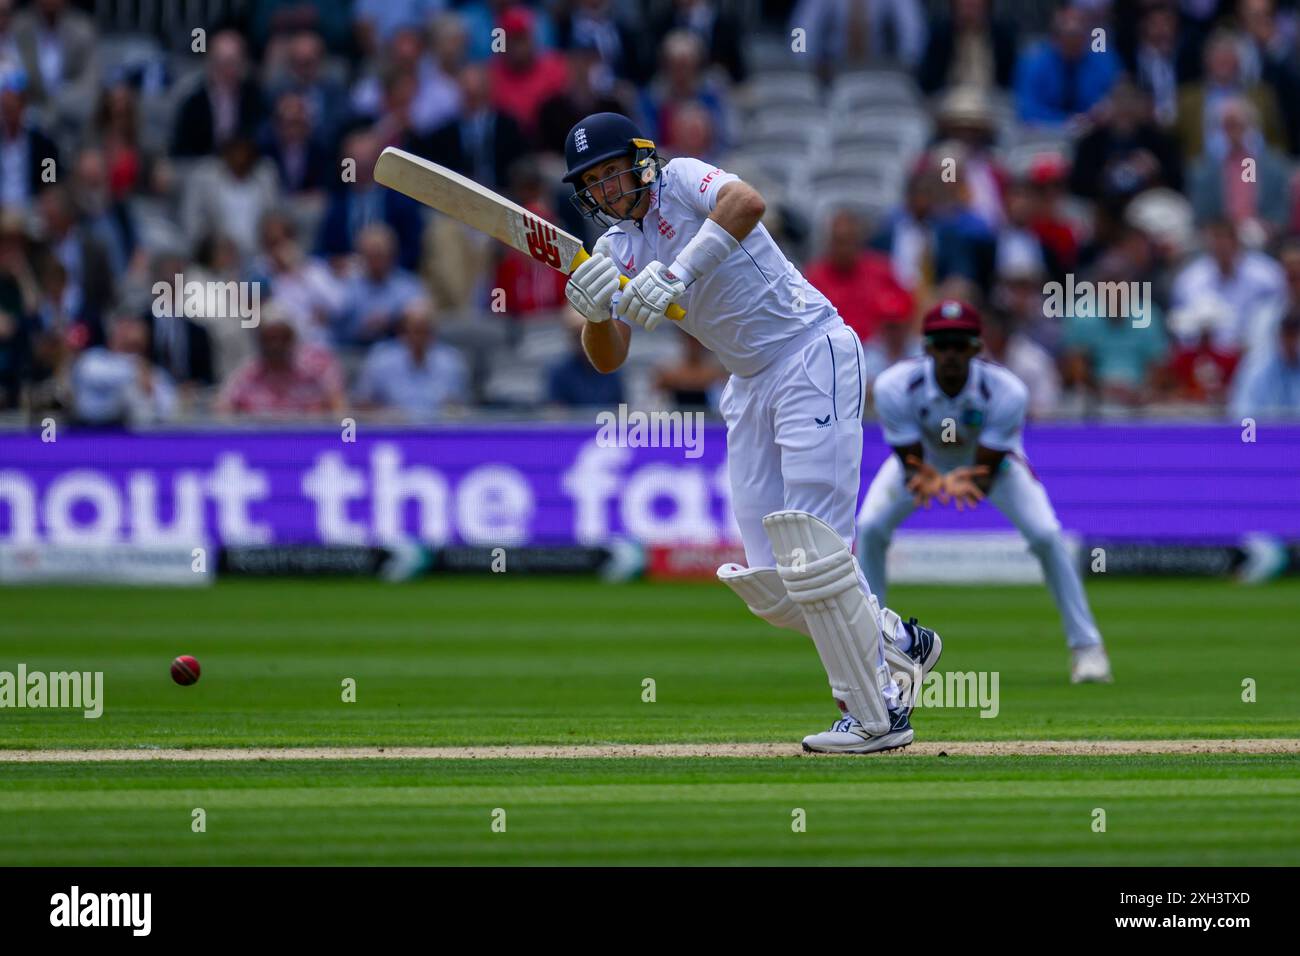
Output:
top-left (560, 112), bottom-right (939, 753)
top-left (860, 299), bottom-right (1113, 683)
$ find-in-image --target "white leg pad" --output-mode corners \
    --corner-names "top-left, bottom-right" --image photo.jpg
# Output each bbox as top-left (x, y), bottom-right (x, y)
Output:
top-left (763, 509), bottom-right (891, 734)
top-left (717, 564), bottom-right (810, 636)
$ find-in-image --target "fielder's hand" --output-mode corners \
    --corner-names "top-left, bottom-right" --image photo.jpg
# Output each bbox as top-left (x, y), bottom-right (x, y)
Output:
top-left (905, 456), bottom-right (945, 509)
top-left (565, 253), bottom-right (621, 323)
top-left (616, 261), bottom-right (685, 332)
top-left (943, 465), bottom-right (989, 511)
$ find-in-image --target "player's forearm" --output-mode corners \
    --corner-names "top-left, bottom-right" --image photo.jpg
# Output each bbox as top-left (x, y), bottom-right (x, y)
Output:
top-left (582, 315), bottom-right (631, 373)
top-left (709, 182), bottom-right (766, 243)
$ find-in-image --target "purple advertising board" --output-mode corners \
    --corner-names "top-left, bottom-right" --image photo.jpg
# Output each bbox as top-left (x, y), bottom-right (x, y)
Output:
top-left (0, 424), bottom-right (1297, 547)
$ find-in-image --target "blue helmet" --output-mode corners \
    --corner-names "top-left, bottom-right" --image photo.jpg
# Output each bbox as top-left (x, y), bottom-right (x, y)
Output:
top-left (562, 112), bottom-right (661, 225)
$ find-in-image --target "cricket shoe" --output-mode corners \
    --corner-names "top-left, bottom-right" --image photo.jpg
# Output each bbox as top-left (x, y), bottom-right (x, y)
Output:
top-left (802, 709), bottom-right (914, 755)
top-left (902, 616), bottom-right (943, 677)
top-left (1070, 644), bottom-right (1113, 684)
top-left (884, 616), bottom-right (943, 714)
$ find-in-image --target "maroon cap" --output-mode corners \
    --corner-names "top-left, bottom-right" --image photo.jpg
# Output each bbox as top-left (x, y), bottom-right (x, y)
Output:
top-left (922, 299), bottom-right (982, 336)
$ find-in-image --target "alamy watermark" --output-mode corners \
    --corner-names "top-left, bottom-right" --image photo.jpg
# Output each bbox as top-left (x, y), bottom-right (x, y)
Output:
top-left (1043, 276), bottom-right (1152, 329)
top-left (595, 404), bottom-right (705, 459)
top-left (896, 665), bottom-right (1000, 719)
top-left (50, 886), bottom-right (150, 936)
top-left (152, 274), bottom-right (261, 328)
top-left (0, 664), bottom-right (103, 718)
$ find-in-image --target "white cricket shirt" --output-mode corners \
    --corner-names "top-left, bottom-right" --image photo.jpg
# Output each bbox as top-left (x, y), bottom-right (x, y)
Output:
top-left (596, 157), bottom-right (839, 377)
top-left (872, 356), bottom-right (1028, 472)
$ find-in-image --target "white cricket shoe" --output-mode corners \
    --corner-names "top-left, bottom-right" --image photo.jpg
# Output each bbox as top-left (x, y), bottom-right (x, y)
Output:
top-left (1070, 644), bottom-right (1113, 684)
top-left (802, 710), bottom-right (914, 754)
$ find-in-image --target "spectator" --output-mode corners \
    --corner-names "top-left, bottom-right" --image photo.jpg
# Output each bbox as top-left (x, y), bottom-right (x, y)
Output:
top-left (806, 208), bottom-right (913, 344)
top-left (653, 334), bottom-right (724, 408)
top-left (1188, 94), bottom-right (1290, 241)
top-left (873, 153), bottom-right (995, 302)
top-left (1165, 297), bottom-right (1241, 403)
top-left (462, 0), bottom-right (557, 61)
top-left (352, 0), bottom-right (448, 59)
top-left (215, 312), bottom-right (344, 417)
top-left (934, 85), bottom-right (1010, 229)
top-left (861, 312), bottom-right (923, 399)
top-left (1125, 0), bottom-right (1185, 127)
top-left (170, 29), bottom-right (266, 158)
top-left (35, 185), bottom-right (115, 332)
top-left (1170, 219), bottom-right (1286, 351)
top-left (144, 250), bottom-right (215, 391)
top-left (556, 0), bottom-right (647, 84)
top-left (12, 0), bottom-right (99, 132)
top-left (181, 135), bottom-right (280, 260)
top-left (0, 67), bottom-right (59, 210)
top-left (267, 29), bottom-right (348, 147)
top-left (1013, 4), bottom-right (1120, 128)
top-left (486, 6), bottom-right (569, 143)
top-left (992, 235), bottom-right (1056, 352)
top-left (1236, 0), bottom-right (1300, 154)
top-left (315, 129), bottom-right (424, 271)
top-left (1024, 154), bottom-right (1083, 277)
top-left (94, 80), bottom-right (144, 199)
top-left (254, 211), bottom-right (345, 347)
top-left (188, 232), bottom-right (255, 380)
top-left (537, 39), bottom-right (631, 159)
top-left (982, 307), bottom-right (1062, 417)
top-left (1062, 253), bottom-right (1169, 406)
top-left (425, 63), bottom-right (527, 190)
top-left (351, 24), bottom-right (462, 137)
top-left (547, 312), bottom-right (623, 407)
top-left (72, 147), bottom-right (139, 282)
top-left (662, 100), bottom-right (720, 164)
top-left (789, 0), bottom-right (927, 77)
top-left (1229, 310), bottom-right (1300, 418)
top-left (917, 0), bottom-right (1018, 95)
top-left (651, 0), bottom-right (746, 84)
top-left (337, 223), bottom-right (425, 344)
top-left (259, 90), bottom-right (332, 196)
top-left (1175, 28), bottom-right (1285, 160)
top-left (1070, 77), bottom-right (1183, 214)
top-left (639, 30), bottom-right (729, 152)
top-left (71, 311), bottom-right (176, 425)
top-left (354, 299), bottom-right (469, 418)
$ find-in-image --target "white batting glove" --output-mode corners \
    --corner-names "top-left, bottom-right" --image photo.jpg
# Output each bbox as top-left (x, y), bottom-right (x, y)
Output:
top-left (615, 261), bottom-right (685, 332)
top-left (565, 253), bottom-right (622, 323)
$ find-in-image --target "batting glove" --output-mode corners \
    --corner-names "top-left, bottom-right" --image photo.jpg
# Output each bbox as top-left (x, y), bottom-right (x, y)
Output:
top-left (616, 261), bottom-right (685, 332)
top-left (565, 253), bottom-right (622, 323)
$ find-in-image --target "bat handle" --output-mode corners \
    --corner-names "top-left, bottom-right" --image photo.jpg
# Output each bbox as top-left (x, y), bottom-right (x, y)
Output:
top-left (569, 248), bottom-right (687, 321)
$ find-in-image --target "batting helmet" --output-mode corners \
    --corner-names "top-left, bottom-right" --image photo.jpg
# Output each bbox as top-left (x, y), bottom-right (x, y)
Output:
top-left (562, 112), bottom-right (661, 225)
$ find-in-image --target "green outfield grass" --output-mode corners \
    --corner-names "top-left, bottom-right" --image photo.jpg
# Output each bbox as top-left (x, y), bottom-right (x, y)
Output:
top-left (1, 578), bottom-right (1297, 746)
top-left (1, 578), bottom-right (1297, 865)
top-left (0, 756), bottom-right (1296, 865)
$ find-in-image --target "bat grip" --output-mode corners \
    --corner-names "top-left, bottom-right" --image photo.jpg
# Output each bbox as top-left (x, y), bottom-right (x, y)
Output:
top-left (569, 248), bottom-right (687, 321)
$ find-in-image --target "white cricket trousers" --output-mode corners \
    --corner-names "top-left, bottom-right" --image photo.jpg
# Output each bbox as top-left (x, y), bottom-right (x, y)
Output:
top-left (721, 321), bottom-right (868, 565)
top-left (857, 453), bottom-right (1103, 649)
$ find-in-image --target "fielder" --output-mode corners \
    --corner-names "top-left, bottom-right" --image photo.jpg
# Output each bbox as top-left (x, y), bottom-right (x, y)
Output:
top-left (560, 112), bottom-right (940, 753)
top-left (860, 299), bottom-right (1113, 683)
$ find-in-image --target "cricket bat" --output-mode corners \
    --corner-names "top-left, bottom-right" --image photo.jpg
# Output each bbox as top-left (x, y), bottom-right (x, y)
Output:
top-left (374, 146), bottom-right (686, 321)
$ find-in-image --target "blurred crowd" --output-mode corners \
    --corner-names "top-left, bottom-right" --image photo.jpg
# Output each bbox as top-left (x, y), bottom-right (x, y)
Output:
top-left (0, 0), bottom-right (1296, 426)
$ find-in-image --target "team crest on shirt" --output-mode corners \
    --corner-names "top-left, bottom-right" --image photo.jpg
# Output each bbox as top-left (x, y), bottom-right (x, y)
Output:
top-left (658, 216), bottom-right (676, 239)
top-left (961, 408), bottom-right (985, 428)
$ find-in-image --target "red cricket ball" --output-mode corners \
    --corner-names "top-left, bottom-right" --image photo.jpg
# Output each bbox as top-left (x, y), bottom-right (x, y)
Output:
top-left (171, 655), bottom-right (201, 686)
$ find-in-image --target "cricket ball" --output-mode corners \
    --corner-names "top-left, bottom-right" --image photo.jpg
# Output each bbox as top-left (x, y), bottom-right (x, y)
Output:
top-left (171, 655), bottom-right (201, 686)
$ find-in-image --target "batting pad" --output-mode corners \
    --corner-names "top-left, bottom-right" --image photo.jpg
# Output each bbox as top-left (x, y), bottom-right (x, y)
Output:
top-left (764, 510), bottom-right (891, 734)
top-left (716, 564), bottom-right (810, 636)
